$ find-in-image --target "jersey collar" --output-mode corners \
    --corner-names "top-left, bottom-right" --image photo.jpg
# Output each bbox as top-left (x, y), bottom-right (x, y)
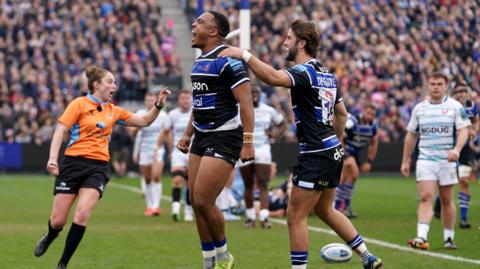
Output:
top-left (86, 93), bottom-right (108, 105)
top-left (429, 95), bottom-right (448, 105)
top-left (201, 43), bottom-right (227, 57)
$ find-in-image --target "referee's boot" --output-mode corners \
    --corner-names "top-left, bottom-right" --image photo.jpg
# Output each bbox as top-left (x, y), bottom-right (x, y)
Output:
top-left (34, 234), bottom-right (56, 257)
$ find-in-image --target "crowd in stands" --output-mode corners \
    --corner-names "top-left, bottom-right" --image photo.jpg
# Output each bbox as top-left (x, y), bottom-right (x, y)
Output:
top-left (2, 0), bottom-right (479, 146)
top-left (0, 0), bottom-right (182, 144)
top-left (185, 0), bottom-right (480, 143)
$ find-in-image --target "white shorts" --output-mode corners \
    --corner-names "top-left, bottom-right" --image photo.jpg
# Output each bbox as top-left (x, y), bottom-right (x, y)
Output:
top-left (458, 164), bottom-right (472, 178)
top-left (171, 148), bottom-right (189, 169)
top-left (253, 144), bottom-right (272, 165)
top-left (415, 160), bottom-right (458, 186)
top-left (139, 148), bottom-right (165, 166)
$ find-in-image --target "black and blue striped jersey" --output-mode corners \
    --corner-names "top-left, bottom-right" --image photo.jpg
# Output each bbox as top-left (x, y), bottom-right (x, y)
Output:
top-left (190, 44), bottom-right (250, 132)
top-left (344, 113), bottom-right (378, 156)
top-left (459, 100), bottom-right (478, 165)
top-left (284, 59), bottom-right (343, 154)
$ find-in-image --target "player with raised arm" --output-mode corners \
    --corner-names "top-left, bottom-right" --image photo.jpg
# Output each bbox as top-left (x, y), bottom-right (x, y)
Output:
top-left (242, 86), bottom-right (286, 229)
top-left (176, 11), bottom-right (254, 269)
top-left (401, 72), bottom-right (470, 250)
top-left (335, 104), bottom-right (378, 218)
top-left (131, 92), bottom-right (170, 216)
top-left (168, 89), bottom-right (194, 221)
top-left (220, 19), bottom-right (382, 269)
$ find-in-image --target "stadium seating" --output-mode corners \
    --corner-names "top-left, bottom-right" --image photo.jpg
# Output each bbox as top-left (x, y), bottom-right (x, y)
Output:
top-left (0, 0), bottom-right (181, 144)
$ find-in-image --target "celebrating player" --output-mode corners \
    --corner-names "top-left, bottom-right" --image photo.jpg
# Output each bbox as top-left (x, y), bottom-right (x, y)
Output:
top-left (131, 92), bottom-right (170, 216)
top-left (220, 19), bottom-right (382, 269)
top-left (168, 89), bottom-right (194, 221)
top-left (401, 72), bottom-right (470, 250)
top-left (242, 86), bottom-right (285, 229)
top-left (176, 11), bottom-right (254, 269)
top-left (33, 66), bottom-right (170, 269)
top-left (335, 104), bottom-right (378, 218)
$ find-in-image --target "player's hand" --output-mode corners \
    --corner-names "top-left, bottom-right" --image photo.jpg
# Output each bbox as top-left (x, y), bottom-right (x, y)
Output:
top-left (218, 46), bottom-right (243, 59)
top-left (240, 143), bottom-right (255, 163)
top-left (155, 87), bottom-right (171, 108)
top-left (361, 162), bottom-right (372, 173)
top-left (46, 160), bottom-right (59, 177)
top-left (176, 135), bottom-right (191, 154)
top-left (400, 161), bottom-right (410, 177)
top-left (447, 148), bottom-right (460, 162)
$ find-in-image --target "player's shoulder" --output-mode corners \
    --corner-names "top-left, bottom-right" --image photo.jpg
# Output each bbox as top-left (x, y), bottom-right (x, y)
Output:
top-left (168, 107), bottom-right (180, 116)
top-left (445, 97), bottom-right (463, 108)
top-left (258, 103), bottom-right (275, 112)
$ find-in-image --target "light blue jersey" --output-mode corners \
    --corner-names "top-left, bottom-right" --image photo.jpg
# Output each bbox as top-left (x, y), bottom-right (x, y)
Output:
top-left (407, 96), bottom-right (470, 163)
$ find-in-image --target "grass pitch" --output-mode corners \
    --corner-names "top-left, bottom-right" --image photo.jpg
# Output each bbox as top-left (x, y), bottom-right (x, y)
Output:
top-left (0, 174), bottom-right (479, 268)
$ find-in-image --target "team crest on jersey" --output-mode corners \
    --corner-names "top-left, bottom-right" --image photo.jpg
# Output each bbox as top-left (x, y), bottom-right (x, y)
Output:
top-left (442, 108), bottom-right (449, 114)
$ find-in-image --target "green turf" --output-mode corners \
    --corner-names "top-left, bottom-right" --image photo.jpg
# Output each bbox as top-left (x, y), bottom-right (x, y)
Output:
top-left (0, 174), bottom-right (479, 268)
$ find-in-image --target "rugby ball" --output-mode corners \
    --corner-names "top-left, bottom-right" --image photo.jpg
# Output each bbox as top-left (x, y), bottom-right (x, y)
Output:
top-left (320, 243), bottom-right (353, 263)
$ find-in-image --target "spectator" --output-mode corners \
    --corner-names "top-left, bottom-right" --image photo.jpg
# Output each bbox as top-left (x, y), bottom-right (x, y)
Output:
top-left (0, 0), bottom-right (181, 144)
top-left (185, 0), bottom-right (480, 142)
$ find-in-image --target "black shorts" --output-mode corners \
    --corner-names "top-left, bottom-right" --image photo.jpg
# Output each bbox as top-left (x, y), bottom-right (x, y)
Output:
top-left (190, 127), bottom-right (242, 166)
top-left (292, 145), bottom-right (344, 191)
top-left (54, 156), bottom-right (110, 197)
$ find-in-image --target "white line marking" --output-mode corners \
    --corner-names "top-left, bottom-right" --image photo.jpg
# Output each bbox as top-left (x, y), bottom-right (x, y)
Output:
top-left (109, 182), bottom-right (480, 265)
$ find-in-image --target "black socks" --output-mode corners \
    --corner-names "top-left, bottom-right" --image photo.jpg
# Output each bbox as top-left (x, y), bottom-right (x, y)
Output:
top-left (59, 222), bottom-right (86, 266)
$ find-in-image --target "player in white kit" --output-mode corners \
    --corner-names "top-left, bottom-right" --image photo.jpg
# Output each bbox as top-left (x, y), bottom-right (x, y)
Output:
top-left (168, 90), bottom-right (194, 221)
top-left (401, 72), bottom-right (470, 250)
top-left (132, 92), bottom-right (170, 216)
top-left (242, 87), bottom-right (285, 228)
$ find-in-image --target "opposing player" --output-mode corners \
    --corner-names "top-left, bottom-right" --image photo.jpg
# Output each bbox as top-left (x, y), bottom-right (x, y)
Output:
top-left (168, 89), bottom-right (193, 221)
top-left (401, 72), bottom-right (469, 250)
top-left (434, 83), bottom-right (478, 228)
top-left (220, 19), bottom-right (382, 269)
top-left (335, 104), bottom-right (378, 218)
top-left (34, 66), bottom-right (170, 269)
top-left (242, 86), bottom-right (285, 229)
top-left (176, 11), bottom-right (254, 269)
top-left (131, 92), bottom-right (170, 216)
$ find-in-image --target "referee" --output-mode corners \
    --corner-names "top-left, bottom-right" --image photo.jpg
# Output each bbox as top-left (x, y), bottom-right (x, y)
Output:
top-left (33, 66), bottom-right (170, 269)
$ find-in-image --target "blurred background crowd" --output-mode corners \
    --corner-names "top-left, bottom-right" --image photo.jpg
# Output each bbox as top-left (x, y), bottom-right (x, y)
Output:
top-left (0, 0), bottom-right (182, 145)
top-left (1, 0), bottom-right (479, 146)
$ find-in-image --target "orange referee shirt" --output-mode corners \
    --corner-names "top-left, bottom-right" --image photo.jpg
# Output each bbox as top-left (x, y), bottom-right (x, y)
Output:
top-left (58, 94), bottom-right (133, 161)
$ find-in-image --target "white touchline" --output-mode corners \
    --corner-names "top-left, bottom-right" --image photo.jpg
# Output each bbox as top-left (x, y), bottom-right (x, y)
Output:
top-left (109, 182), bottom-right (480, 266)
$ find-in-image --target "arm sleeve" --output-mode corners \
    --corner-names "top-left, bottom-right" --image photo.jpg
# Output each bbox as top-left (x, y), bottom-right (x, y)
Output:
top-left (284, 64), bottom-right (311, 88)
top-left (456, 105), bottom-right (471, 129)
top-left (58, 99), bottom-right (82, 129)
top-left (220, 57), bottom-right (250, 90)
top-left (406, 105), bottom-right (419, 133)
top-left (114, 106), bottom-right (133, 125)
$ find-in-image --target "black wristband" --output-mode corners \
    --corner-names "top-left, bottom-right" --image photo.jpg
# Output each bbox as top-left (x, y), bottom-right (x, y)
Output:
top-left (154, 100), bottom-right (163, 110)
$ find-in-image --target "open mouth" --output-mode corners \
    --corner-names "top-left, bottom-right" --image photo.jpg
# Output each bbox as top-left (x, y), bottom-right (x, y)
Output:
top-left (191, 30), bottom-right (196, 42)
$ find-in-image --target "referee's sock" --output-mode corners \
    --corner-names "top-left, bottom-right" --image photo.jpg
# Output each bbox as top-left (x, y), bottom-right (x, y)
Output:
top-left (47, 220), bottom-right (62, 242)
top-left (59, 222), bottom-right (86, 266)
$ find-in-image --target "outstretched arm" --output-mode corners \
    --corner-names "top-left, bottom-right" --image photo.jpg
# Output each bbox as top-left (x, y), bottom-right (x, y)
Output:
top-left (219, 47), bottom-right (292, 88)
top-left (127, 88), bottom-right (171, 127)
